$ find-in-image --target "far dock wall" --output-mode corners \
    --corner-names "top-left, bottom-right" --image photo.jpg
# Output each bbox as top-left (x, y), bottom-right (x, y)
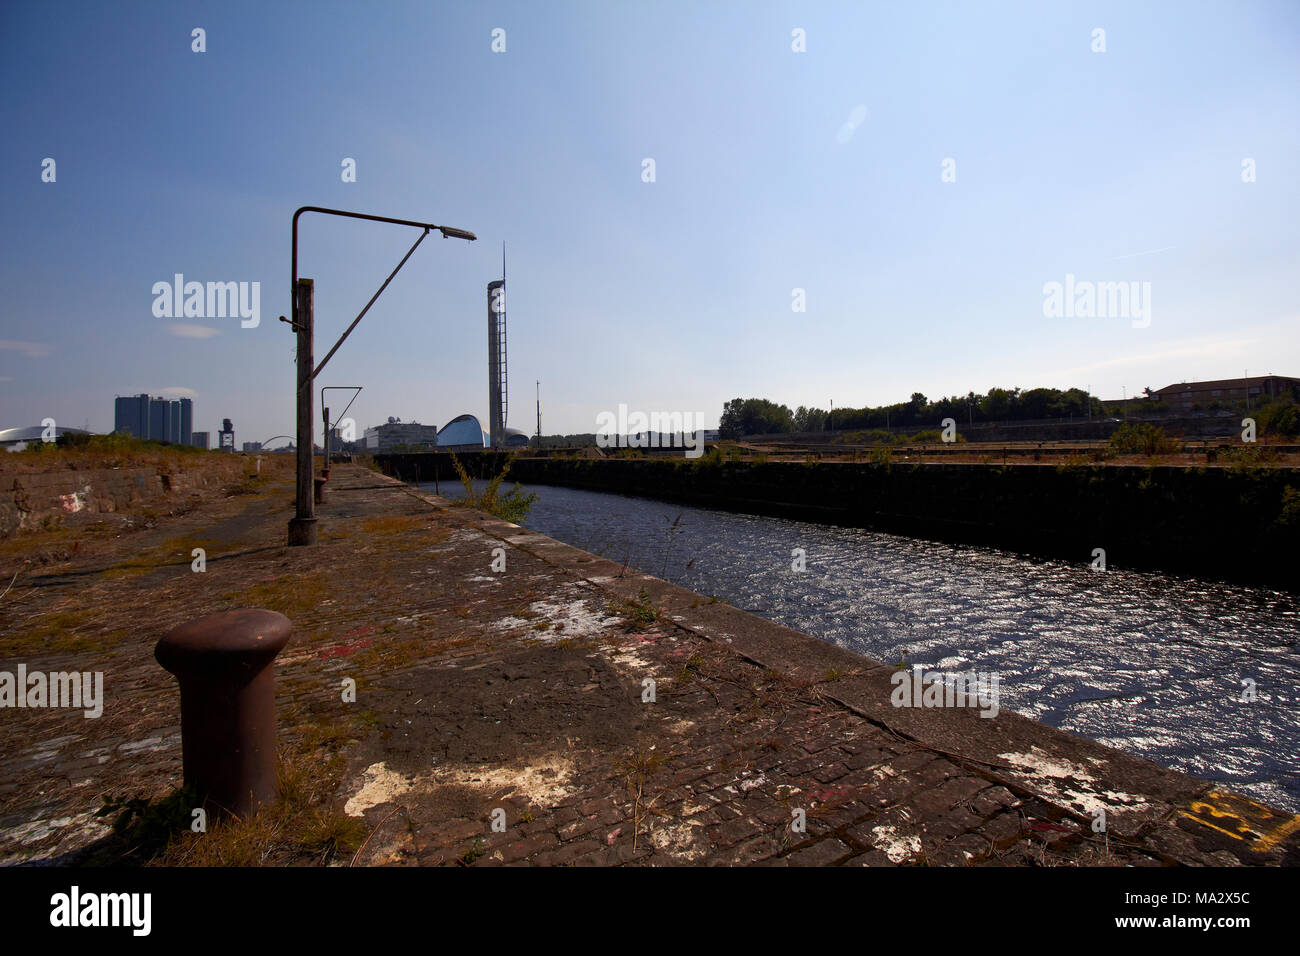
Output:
top-left (375, 454), bottom-right (1300, 591)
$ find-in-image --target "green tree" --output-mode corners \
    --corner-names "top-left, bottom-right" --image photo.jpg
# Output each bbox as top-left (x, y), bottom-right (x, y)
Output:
top-left (719, 398), bottom-right (796, 438)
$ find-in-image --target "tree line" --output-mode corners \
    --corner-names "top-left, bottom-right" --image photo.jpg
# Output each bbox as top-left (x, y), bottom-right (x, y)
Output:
top-left (719, 388), bottom-right (1108, 438)
top-left (720, 384), bottom-right (1300, 439)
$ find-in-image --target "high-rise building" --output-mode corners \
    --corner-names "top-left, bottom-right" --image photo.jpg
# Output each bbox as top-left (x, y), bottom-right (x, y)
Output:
top-left (218, 418), bottom-right (235, 452)
top-left (113, 394), bottom-right (197, 445)
top-left (113, 393), bottom-right (149, 438)
top-left (177, 398), bottom-right (192, 446)
top-left (191, 431), bottom-right (210, 450)
top-left (149, 398), bottom-right (172, 443)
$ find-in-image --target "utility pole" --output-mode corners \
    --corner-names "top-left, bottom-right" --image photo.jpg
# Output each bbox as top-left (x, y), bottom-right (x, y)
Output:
top-left (289, 279), bottom-right (315, 545)
top-left (536, 380), bottom-right (541, 451)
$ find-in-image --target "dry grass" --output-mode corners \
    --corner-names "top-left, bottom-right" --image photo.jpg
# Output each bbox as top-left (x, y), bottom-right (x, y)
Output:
top-left (0, 607), bottom-right (129, 657)
top-left (84, 719), bottom-right (369, 867)
top-left (360, 515), bottom-right (433, 536)
top-left (222, 574), bottom-right (335, 620)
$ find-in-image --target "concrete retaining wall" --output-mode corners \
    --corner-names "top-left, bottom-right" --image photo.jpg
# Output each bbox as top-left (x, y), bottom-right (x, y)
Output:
top-left (0, 465), bottom-right (235, 538)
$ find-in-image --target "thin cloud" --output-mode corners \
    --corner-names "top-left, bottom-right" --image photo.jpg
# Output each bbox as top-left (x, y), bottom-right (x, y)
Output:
top-left (1049, 336), bottom-right (1259, 378)
top-left (1107, 246), bottom-right (1174, 261)
top-left (835, 104), bottom-right (868, 144)
top-left (167, 324), bottom-right (220, 339)
top-left (158, 386), bottom-right (199, 400)
top-left (0, 340), bottom-right (51, 357)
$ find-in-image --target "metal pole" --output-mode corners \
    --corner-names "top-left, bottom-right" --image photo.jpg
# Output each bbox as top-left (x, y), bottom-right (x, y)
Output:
top-left (289, 279), bottom-right (316, 545)
top-left (321, 404), bottom-right (330, 480)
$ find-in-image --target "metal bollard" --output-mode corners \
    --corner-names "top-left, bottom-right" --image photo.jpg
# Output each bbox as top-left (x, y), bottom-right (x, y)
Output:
top-left (155, 609), bottom-right (293, 818)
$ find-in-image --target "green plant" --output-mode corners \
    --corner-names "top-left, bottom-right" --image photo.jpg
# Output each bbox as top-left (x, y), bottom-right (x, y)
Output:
top-left (609, 587), bottom-right (658, 626)
top-left (1109, 422), bottom-right (1179, 456)
top-left (1220, 443), bottom-right (1278, 474)
top-left (448, 453), bottom-right (538, 523)
top-left (460, 837), bottom-right (487, 864)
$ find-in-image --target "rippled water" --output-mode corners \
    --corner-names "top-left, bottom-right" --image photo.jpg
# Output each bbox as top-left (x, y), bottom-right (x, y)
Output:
top-left (423, 479), bottom-right (1300, 811)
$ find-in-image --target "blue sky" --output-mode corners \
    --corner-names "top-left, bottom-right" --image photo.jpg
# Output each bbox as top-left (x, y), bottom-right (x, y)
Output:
top-left (2, 0), bottom-right (1297, 442)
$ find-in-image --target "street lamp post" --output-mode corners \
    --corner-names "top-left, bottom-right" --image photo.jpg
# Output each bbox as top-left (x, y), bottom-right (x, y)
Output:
top-left (283, 207), bottom-right (476, 546)
top-left (321, 386), bottom-right (363, 478)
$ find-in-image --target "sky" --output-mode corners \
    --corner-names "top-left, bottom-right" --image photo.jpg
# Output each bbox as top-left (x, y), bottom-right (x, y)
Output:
top-left (2, 0), bottom-right (1298, 444)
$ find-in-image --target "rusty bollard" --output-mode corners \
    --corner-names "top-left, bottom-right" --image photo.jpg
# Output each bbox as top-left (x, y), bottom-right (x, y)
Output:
top-left (314, 475), bottom-right (328, 504)
top-left (155, 609), bottom-right (293, 818)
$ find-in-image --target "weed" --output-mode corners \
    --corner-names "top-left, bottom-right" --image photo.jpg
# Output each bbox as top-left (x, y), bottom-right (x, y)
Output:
top-left (460, 837), bottom-right (487, 864)
top-left (608, 587), bottom-right (658, 626)
top-left (448, 453), bottom-right (538, 524)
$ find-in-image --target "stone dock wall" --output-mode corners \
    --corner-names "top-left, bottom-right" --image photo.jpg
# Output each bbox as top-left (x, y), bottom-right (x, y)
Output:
top-left (375, 454), bottom-right (1300, 591)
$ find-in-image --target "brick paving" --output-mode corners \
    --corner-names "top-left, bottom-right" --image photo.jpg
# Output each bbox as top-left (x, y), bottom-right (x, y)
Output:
top-left (1, 464), bottom-right (1296, 866)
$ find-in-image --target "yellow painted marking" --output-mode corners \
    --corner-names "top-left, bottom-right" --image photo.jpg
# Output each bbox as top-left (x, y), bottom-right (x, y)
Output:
top-left (1255, 812), bottom-right (1300, 852)
top-left (1177, 810), bottom-right (1252, 842)
top-left (1179, 790), bottom-right (1300, 852)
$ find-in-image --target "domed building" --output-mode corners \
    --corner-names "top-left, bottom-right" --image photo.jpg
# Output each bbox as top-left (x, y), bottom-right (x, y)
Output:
top-left (501, 427), bottom-right (532, 449)
top-left (436, 414), bottom-right (489, 451)
top-left (0, 425), bottom-right (90, 451)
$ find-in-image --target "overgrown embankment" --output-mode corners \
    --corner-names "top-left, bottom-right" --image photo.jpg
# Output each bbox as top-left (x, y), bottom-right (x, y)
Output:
top-left (376, 452), bottom-right (1299, 591)
top-left (0, 438), bottom-right (294, 581)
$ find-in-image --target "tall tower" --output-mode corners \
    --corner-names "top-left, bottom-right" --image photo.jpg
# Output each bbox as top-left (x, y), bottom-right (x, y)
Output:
top-left (487, 243), bottom-right (507, 448)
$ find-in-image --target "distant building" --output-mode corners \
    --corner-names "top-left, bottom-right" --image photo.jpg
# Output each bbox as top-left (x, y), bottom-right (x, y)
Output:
top-left (191, 431), bottom-right (210, 450)
top-left (114, 393), bottom-right (195, 445)
top-left (148, 397), bottom-right (171, 443)
top-left (1153, 375), bottom-right (1300, 411)
top-left (0, 425), bottom-right (90, 452)
top-left (501, 427), bottom-right (531, 449)
top-left (364, 417), bottom-right (438, 452)
top-left (218, 418), bottom-right (235, 452)
top-left (114, 394), bottom-right (149, 438)
top-left (243, 441), bottom-right (262, 452)
top-left (178, 398), bottom-right (192, 446)
top-left (436, 414), bottom-right (488, 450)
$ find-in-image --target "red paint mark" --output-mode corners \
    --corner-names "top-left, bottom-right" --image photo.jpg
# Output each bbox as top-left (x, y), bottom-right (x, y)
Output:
top-left (1029, 821), bottom-right (1074, 833)
top-left (341, 625), bottom-right (377, 640)
top-left (808, 785), bottom-right (856, 806)
top-left (318, 639), bottom-right (373, 659)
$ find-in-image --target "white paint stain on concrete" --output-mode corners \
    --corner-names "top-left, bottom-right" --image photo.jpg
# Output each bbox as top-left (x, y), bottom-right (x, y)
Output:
top-left (870, 824), bottom-right (921, 863)
top-left (59, 485), bottom-right (92, 513)
top-left (344, 754), bottom-right (578, 819)
top-left (997, 746), bottom-right (1145, 816)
